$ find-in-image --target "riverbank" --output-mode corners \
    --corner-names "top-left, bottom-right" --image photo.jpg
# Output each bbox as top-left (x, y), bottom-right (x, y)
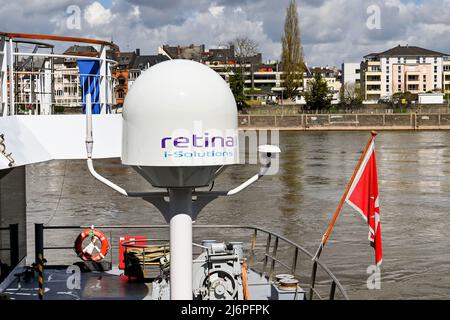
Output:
top-left (238, 113), bottom-right (450, 131)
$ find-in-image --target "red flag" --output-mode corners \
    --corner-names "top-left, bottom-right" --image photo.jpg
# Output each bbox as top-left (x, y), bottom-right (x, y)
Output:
top-left (345, 140), bottom-right (382, 266)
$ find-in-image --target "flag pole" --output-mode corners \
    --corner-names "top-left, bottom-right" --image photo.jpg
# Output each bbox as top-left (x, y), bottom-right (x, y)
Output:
top-left (312, 130), bottom-right (377, 261)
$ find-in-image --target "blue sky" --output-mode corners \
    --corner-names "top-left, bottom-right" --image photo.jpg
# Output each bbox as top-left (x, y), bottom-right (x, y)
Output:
top-left (1, 0), bottom-right (450, 66)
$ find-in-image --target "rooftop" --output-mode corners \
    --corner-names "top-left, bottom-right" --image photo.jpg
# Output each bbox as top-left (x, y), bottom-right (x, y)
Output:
top-left (365, 45), bottom-right (449, 58)
top-left (131, 54), bottom-right (169, 70)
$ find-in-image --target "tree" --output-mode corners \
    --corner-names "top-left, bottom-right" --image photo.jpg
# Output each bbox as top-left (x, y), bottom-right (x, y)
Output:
top-left (226, 37), bottom-right (259, 110)
top-left (340, 82), bottom-right (363, 107)
top-left (304, 72), bottom-right (332, 110)
top-left (281, 0), bottom-right (304, 100)
top-left (228, 37), bottom-right (259, 66)
top-left (392, 91), bottom-right (418, 107)
top-left (229, 67), bottom-right (247, 111)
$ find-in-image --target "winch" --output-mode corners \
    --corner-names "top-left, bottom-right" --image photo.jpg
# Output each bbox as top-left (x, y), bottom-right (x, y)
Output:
top-left (192, 241), bottom-right (245, 300)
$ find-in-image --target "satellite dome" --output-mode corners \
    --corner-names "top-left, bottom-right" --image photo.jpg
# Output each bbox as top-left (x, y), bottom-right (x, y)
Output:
top-left (121, 59), bottom-right (239, 187)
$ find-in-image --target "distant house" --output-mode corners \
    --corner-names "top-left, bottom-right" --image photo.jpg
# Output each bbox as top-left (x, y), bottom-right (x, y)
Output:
top-left (128, 53), bottom-right (169, 88)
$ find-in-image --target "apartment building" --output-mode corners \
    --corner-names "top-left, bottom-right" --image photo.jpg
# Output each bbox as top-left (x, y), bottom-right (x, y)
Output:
top-left (341, 63), bottom-right (361, 87)
top-left (361, 45), bottom-right (449, 101)
top-left (443, 57), bottom-right (450, 98)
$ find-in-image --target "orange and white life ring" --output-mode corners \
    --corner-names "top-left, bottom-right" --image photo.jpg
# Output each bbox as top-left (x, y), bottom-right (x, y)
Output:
top-left (74, 228), bottom-right (109, 262)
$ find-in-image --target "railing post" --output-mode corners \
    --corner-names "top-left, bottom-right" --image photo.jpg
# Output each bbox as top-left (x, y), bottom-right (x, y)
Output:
top-left (9, 223), bottom-right (19, 266)
top-left (269, 236), bottom-right (279, 281)
top-left (309, 260), bottom-right (318, 300)
top-left (8, 37), bottom-right (15, 115)
top-left (329, 281), bottom-right (336, 300)
top-left (291, 247), bottom-right (298, 274)
top-left (262, 233), bottom-right (271, 273)
top-left (35, 223), bottom-right (44, 265)
top-left (249, 229), bottom-right (257, 267)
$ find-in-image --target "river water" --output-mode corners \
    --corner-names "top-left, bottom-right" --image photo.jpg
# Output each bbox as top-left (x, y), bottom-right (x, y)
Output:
top-left (25, 131), bottom-right (450, 300)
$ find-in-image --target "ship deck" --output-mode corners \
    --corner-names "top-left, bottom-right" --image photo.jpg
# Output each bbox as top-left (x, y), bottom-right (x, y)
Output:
top-left (2, 266), bottom-right (274, 300)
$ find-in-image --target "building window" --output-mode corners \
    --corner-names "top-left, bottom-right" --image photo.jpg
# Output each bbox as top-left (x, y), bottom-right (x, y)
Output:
top-left (434, 66), bottom-right (438, 73)
top-left (423, 84), bottom-right (427, 91)
top-left (434, 57), bottom-right (438, 64)
top-left (386, 85), bottom-right (390, 92)
top-left (423, 75), bottom-right (426, 82)
top-left (398, 84), bottom-right (401, 91)
top-left (386, 75), bottom-right (390, 82)
top-left (434, 75), bottom-right (438, 82)
top-left (386, 66), bottom-right (390, 73)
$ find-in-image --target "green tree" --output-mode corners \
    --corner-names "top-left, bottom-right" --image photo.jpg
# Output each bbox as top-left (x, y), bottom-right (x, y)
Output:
top-left (304, 72), bottom-right (332, 110)
top-left (281, 0), bottom-right (304, 100)
top-left (229, 67), bottom-right (247, 111)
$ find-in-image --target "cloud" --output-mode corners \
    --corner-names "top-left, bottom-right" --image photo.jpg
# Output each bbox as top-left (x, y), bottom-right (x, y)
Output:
top-left (1, 0), bottom-right (450, 67)
top-left (84, 2), bottom-right (113, 27)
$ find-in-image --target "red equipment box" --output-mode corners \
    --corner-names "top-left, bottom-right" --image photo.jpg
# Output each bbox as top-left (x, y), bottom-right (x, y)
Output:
top-left (118, 236), bottom-right (147, 269)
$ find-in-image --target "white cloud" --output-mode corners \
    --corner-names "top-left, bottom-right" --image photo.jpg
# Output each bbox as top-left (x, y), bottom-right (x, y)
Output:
top-left (84, 1), bottom-right (113, 27)
top-left (208, 5), bottom-right (225, 17)
top-left (2, 0), bottom-right (450, 67)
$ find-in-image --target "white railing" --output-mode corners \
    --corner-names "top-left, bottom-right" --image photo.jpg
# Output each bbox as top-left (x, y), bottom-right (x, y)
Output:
top-left (0, 33), bottom-right (118, 116)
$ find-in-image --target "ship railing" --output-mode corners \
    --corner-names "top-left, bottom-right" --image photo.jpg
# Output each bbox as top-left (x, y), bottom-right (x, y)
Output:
top-left (34, 223), bottom-right (349, 300)
top-left (0, 32), bottom-right (119, 116)
top-left (10, 70), bottom-right (117, 114)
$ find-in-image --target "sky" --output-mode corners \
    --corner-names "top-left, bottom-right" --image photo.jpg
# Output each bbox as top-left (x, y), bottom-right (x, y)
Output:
top-left (1, 0), bottom-right (450, 67)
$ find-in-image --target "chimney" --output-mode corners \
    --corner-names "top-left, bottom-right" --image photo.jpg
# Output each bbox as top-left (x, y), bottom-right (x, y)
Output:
top-left (135, 48), bottom-right (141, 56)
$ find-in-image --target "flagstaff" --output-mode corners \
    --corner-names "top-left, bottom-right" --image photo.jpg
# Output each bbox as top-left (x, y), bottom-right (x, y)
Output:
top-left (313, 130), bottom-right (381, 264)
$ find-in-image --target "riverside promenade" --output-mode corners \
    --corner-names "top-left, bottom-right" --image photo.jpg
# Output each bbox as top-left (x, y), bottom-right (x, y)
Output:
top-left (238, 105), bottom-right (450, 130)
top-left (238, 113), bottom-right (450, 130)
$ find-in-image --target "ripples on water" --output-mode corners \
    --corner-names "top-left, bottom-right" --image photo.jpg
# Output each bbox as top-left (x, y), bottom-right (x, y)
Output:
top-left (26, 131), bottom-right (450, 299)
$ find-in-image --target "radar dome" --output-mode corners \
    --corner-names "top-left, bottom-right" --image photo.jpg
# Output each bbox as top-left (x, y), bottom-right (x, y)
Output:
top-left (121, 59), bottom-right (239, 188)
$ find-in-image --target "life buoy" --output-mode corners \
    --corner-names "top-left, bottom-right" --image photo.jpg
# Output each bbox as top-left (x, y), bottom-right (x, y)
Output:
top-left (74, 228), bottom-right (109, 262)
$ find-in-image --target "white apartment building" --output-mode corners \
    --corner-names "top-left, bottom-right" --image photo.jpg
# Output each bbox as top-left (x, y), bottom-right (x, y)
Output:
top-left (361, 45), bottom-right (448, 102)
top-left (341, 63), bottom-right (361, 87)
top-left (53, 59), bottom-right (82, 108)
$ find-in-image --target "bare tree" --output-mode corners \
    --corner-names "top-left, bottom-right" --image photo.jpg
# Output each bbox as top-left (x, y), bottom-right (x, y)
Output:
top-left (340, 82), bottom-right (363, 107)
top-left (281, 0), bottom-right (304, 100)
top-left (225, 37), bottom-right (260, 109)
top-left (228, 37), bottom-right (259, 66)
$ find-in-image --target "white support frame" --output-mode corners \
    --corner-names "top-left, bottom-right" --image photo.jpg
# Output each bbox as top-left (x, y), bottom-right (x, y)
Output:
top-left (8, 38), bottom-right (14, 116)
top-left (99, 45), bottom-right (108, 114)
top-left (0, 37), bottom-right (7, 116)
top-left (41, 59), bottom-right (52, 115)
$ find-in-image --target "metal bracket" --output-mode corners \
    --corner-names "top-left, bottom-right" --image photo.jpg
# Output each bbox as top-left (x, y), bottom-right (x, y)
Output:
top-left (0, 134), bottom-right (15, 167)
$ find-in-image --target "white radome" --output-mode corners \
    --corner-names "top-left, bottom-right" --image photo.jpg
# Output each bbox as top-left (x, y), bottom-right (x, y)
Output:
top-left (121, 59), bottom-right (239, 187)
